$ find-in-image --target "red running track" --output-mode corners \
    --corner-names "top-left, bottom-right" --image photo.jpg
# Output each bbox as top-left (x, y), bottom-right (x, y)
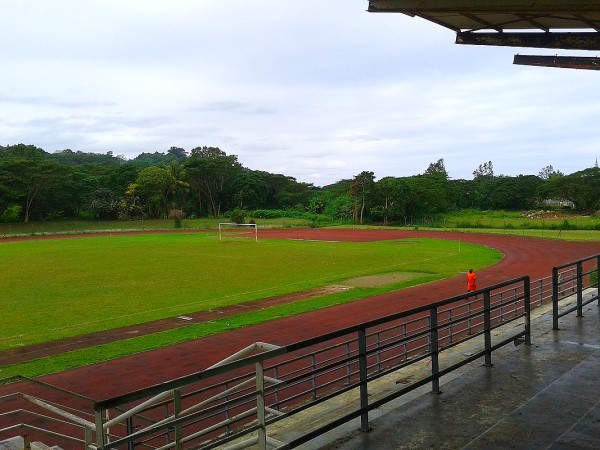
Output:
top-left (4, 229), bottom-right (600, 401)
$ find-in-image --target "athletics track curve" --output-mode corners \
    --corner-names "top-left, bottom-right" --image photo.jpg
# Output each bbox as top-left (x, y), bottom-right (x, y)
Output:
top-left (3, 229), bottom-right (600, 402)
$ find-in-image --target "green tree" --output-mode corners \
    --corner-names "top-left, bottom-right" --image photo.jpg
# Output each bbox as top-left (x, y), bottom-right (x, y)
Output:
top-left (87, 187), bottom-right (119, 220)
top-left (403, 175), bottom-right (449, 218)
top-left (231, 171), bottom-right (268, 209)
top-left (371, 177), bottom-right (409, 225)
top-left (473, 161), bottom-right (494, 179)
top-left (350, 171), bottom-right (375, 224)
top-left (186, 147), bottom-right (243, 218)
top-left (546, 167), bottom-right (600, 212)
top-left (538, 165), bottom-right (563, 180)
top-left (136, 166), bottom-right (171, 218)
top-left (166, 161), bottom-right (190, 209)
top-left (0, 158), bottom-right (65, 222)
top-left (424, 158), bottom-right (449, 179)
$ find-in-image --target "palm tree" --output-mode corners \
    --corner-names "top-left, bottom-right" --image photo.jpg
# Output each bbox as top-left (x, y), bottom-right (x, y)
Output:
top-left (166, 161), bottom-right (190, 209)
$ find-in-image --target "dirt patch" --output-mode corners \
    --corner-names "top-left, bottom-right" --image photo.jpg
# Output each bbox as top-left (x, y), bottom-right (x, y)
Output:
top-left (343, 272), bottom-right (423, 288)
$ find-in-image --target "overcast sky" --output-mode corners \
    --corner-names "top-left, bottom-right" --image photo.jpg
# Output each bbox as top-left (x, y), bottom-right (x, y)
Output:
top-left (2, 1), bottom-right (599, 186)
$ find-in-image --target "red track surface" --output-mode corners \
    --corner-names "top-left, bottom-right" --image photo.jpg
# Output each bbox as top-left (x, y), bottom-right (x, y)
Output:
top-left (3, 229), bottom-right (600, 402)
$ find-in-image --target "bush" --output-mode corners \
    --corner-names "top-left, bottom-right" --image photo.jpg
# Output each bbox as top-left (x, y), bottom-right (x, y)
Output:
top-left (0, 205), bottom-right (22, 223)
top-left (229, 208), bottom-right (246, 224)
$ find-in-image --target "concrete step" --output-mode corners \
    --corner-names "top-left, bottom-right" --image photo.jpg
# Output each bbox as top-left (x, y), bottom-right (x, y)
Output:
top-left (0, 436), bottom-right (63, 450)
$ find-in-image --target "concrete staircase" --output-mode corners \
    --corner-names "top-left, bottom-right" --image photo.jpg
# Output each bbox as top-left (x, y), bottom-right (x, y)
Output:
top-left (0, 437), bottom-right (62, 450)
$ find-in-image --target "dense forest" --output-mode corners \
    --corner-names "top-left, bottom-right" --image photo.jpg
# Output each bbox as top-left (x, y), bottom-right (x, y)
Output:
top-left (1, 143), bottom-right (599, 224)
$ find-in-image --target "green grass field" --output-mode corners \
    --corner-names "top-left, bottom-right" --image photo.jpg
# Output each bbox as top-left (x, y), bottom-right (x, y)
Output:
top-left (1, 233), bottom-right (499, 353)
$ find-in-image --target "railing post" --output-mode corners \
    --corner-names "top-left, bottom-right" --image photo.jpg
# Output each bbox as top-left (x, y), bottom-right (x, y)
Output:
top-left (577, 262), bottom-right (584, 317)
top-left (85, 427), bottom-right (93, 450)
top-left (126, 416), bottom-right (134, 450)
top-left (483, 291), bottom-right (493, 367)
top-left (224, 382), bottom-right (231, 434)
top-left (173, 388), bottom-right (183, 450)
top-left (552, 267), bottom-right (560, 330)
top-left (256, 361), bottom-right (267, 449)
top-left (430, 307), bottom-right (441, 394)
top-left (358, 328), bottom-right (371, 432)
top-left (23, 434), bottom-right (31, 450)
top-left (310, 354), bottom-right (317, 399)
top-left (524, 277), bottom-right (531, 345)
top-left (597, 256), bottom-right (600, 306)
top-left (94, 406), bottom-right (106, 450)
top-left (345, 343), bottom-right (351, 385)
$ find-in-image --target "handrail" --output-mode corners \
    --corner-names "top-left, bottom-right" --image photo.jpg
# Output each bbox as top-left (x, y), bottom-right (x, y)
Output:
top-left (2, 253), bottom-right (595, 449)
top-left (22, 394), bottom-right (96, 430)
top-left (93, 276), bottom-right (531, 450)
top-left (552, 253), bottom-right (600, 329)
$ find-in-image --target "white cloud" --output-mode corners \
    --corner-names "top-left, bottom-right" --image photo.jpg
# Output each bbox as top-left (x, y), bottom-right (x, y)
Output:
top-left (1, 0), bottom-right (599, 186)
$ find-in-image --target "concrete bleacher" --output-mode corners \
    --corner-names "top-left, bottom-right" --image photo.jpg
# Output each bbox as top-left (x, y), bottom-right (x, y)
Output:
top-left (278, 293), bottom-right (600, 449)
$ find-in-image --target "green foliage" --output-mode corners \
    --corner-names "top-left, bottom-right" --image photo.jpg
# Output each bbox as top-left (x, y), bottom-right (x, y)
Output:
top-left (0, 205), bottom-right (21, 222)
top-left (229, 208), bottom-right (246, 224)
top-left (2, 142), bottom-right (599, 226)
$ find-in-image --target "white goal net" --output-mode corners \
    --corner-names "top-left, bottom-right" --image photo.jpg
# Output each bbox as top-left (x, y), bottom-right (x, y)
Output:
top-left (218, 223), bottom-right (258, 242)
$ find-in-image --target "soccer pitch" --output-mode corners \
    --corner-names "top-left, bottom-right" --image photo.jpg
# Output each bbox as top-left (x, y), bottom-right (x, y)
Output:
top-left (0, 233), bottom-right (500, 352)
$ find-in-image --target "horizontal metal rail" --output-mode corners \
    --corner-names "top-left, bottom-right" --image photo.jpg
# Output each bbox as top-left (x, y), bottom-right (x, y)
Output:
top-left (4, 253), bottom-right (594, 450)
top-left (92, 276), bottom-right (531, 450)
top-left (552, 254), bottom-right (600, 330)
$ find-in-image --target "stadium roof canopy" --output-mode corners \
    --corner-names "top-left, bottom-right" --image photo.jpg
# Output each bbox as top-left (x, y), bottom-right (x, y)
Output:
top-left (367, 1), bottom-right (600, 69)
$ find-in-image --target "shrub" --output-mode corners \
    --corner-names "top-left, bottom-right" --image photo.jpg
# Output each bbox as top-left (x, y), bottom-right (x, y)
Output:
top-left (229, 208), bottom-right (246, 224)
top-left (0, 205), bottom-right (22, 223)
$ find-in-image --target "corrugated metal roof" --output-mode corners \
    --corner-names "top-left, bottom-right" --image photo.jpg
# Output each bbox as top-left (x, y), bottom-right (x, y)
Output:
top-left (368, 1), bottom-right (600, 33)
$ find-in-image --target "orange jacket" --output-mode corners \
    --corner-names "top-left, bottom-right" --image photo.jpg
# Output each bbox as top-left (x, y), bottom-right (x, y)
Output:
top-left (467, 271), bottom-right (477, 291)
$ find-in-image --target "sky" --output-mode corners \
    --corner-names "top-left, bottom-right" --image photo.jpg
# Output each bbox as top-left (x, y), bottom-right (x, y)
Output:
top-left (1, 1), bottom-right (599, 187)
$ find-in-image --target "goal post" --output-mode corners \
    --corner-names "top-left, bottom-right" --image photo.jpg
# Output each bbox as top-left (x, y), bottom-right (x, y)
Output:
top-left (218, 223), bottom-right (258, 242)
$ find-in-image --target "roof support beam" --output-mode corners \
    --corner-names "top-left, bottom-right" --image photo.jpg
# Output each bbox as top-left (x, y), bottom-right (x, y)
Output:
top-left (368, 1), bottom-right (600, 14)
top-left (513, 54), bottom-right (600, 70)
top-left (456, 31), bottom-right (600, 50)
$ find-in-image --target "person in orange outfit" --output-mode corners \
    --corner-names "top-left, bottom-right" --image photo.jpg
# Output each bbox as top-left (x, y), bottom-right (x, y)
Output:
top-left (466, 268), bottom-right (477, 292)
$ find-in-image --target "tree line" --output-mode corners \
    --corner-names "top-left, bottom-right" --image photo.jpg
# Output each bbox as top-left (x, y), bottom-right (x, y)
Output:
top-left (0, 144), bottom-right (598, 224)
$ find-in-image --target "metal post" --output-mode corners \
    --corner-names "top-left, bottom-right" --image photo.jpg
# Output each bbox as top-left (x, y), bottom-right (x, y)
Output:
top-left (552, 267), bottom-right (560, 330)
top-left (224, 382), bottom-right (231, 434)
top-left (94, 407), bottom-right (106, 450)
top-left (310, 354), bottom-right (317, 399)
top-left (345, 343), bottom-right (351, 385)
top-left (430, 308), bottom-right (441, 394)
top-left (85, 428), bottom-right (93, 450)
top-left (173, 389), bottom-right (183, 450)
top-left (256, 361), bottom-right (267, 449)
top-left (126, 417), bottom-right (134, 450)
top-left (483, 291), bottom-right (493, 367)
top-left (577, 262), bottom-right (584, 317)
top-left (358, 328), bottom-right (371, 432)
top-left (597, 256), bottom-right (600, 306)
top-left (524, 277), bottom-right (531, 345)
top-left (375, 332), bottom-right (381, 372)
top-left (273, 367), bottom-right (281, 409)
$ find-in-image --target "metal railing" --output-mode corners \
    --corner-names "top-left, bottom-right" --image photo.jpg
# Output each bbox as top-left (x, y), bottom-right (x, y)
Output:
top-left (552, 254), bottom-right (600, 329)
top-left (2, 253), bottom-right (597, 450)
top-left (90, 276), bottom-right (530, 450)
top-left (0, 376), bottom-right (156, 450)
